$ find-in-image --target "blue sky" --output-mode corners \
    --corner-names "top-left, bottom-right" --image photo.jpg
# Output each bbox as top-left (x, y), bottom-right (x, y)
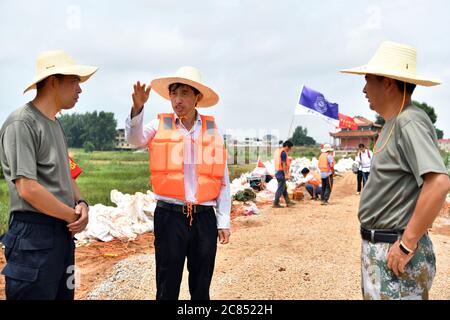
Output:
top-left (1, 0), bottom-right (449, 143)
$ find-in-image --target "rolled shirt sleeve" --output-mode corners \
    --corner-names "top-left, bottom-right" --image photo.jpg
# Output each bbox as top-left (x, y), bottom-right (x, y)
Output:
top-left (214, 127), bottom-right (231, 229)
top-left (215, 163), bottom-right (231, 229)
top-left (125, 108), bottom-right (158, 148)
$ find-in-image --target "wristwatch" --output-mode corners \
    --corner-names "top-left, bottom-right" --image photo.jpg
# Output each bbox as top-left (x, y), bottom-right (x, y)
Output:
top-left (76, 199), bottom-right (89, 208)
top-left (399, 240), bottom-right (415, 256)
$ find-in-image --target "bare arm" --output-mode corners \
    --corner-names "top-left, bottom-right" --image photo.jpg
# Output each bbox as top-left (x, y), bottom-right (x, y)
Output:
top-left (402, 172), bottom-right (450, 248)
top-left (67, 179), bottom-right (89, 234)
top-left (71, 178), bottom-right (81, 201)
top-left (15, 177), bottom-right (77, 223)
top-left (387, 172), bottom-right (450, 276)
top-left (282, 162), bottom-right (289, 179)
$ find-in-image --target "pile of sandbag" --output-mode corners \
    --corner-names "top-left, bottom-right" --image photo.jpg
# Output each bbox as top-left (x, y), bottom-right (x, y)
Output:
top-left (334, 158), bottom-right (356, 174)
top-left (75, 190), bottom-right (155, 243)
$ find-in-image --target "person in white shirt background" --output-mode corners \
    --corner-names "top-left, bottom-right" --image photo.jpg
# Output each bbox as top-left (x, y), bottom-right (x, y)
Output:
top-left (355, 143), bottom-right (373, 195)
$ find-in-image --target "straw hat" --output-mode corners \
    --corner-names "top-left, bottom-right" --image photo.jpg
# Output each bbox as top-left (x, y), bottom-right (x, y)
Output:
top-left (321, 144), bottom-right (334, 153)
top-left (340, 41), bottom-right (442, 86)
top-left (24, 50), bottom-right (98, 94)
top-left (151, 66), bottom-right (219, 107)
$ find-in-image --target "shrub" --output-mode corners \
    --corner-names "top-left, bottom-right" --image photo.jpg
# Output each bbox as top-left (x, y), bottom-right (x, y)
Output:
top-left (83, 141), bottom-right (95, 153)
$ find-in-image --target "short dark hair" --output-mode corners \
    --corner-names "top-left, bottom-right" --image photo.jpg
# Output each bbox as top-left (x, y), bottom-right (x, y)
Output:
top-left (168, 82), bottom-right (200, 95)
top-left (36, 74), bottom-right (65, 91)
top-left (358, 143), bottom-right (365, 149)
top-left (394, 80), bottom-right (416, 95)
top-left (301, 168), bottom-right (310, 175)
top-left (282, 140), bottom-right (293, 148)
top-left (374, 75), bottom-right (416, 94)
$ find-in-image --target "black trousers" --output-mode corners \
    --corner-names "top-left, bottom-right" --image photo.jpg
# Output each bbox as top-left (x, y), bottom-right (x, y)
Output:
top-left (1, 211), bottom-right (75, 300)
top-left (154, 204), bottom-right (218, 300)
top-left (357, 171), bottom-right (370, 192)
top-left (321, 175), bottom-right (333, 202)
top-left (356, 170), bottom-right (365, 192)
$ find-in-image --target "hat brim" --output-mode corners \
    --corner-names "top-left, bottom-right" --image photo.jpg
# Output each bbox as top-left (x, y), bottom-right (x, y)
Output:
top-left (151, 77), bottom-right (219, 108)
top-left (23, 64), bottom-right (98, 94)
top-left (340, 65), bottom-right (442, 87)
top-left (321, 148), bottom-right (334, 153)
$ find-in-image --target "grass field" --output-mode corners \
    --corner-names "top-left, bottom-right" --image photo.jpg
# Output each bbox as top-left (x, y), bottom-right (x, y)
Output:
top-left (1, 148), bottom-right (448, 235)
top-left (0, 149), bottom-right (256, 234)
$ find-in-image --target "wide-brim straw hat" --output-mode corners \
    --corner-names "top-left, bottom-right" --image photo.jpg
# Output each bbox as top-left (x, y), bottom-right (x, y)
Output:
top-left (340, 41), bottom-right (442, 86)
top-left (151, 66), bottom-right (219, 107)
top-left (321, 144), bottom-right (334, 153)
top-left (24, 50), bottom-right (98, 94)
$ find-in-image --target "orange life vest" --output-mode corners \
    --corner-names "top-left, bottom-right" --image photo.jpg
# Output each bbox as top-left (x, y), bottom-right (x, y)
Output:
top-left (274, 148), bottom-right (291, 173)
top-left (148, 113), bottom-right (227, 204)
top-left (318, 153), bottom-right (335, 173)
top-left (308, 172), bottom-right (322, 186)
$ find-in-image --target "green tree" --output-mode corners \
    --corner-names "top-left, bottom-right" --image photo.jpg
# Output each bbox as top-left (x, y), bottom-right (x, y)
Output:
top-left (59, 111), bottom-right (118, 150)
top-left (375, 114), bottom-right (385, 126)
top-left (0, 163), bottom-right (3, 179)
top-left (413, 101), bottom-right (443, 139)
top-left (290, 126), bottom-right (316, 146)
top-left (413, 101), bottom-right (436, 123)
top-left (374, 101), bottom-right (444, 139)
top-left (83, 141), bottom-right (95, 153)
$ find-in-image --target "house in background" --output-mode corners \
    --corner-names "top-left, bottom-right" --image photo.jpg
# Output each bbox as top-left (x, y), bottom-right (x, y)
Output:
top-left (330, 116), bottom-right (382, 150)
top-left (115, 129), bottom-right (137, 150)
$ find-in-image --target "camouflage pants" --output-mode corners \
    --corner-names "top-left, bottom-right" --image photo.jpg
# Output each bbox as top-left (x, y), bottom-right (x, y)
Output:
top-left (361, 234), bottom-right (436, 300)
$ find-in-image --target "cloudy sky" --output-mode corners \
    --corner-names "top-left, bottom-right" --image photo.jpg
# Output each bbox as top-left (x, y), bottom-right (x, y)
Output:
top-left (1, 0), bottom-right (449, 143)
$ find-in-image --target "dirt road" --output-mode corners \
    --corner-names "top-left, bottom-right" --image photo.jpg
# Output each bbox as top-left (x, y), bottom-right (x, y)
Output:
top-left (1, 173), bottom-right (448, 299)
top-left (83, 173), bottom-right (450, 300)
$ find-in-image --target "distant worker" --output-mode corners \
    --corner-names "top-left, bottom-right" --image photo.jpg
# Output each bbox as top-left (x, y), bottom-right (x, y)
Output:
top-left (355, 143), bottom-right (373, 195)
top-left (273, 140), bottom-right (295, 208)
top-left (299, 168), bottom-right (322, 200)
top-left (318, 143), bottom-right (335, 205)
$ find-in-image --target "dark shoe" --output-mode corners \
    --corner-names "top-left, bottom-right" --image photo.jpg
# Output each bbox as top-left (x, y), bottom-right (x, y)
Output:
top-left (321, 201), bottom-right (328, 206)
top-left (286, 201), bottom-right (296, 207)
top-left (272, 204), bottom-right (283, 208)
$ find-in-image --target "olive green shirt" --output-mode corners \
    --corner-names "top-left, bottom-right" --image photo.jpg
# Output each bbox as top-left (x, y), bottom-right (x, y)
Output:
top-left (358, 104), bottom-right (447, 230)
top-left (0, 102), bottom-right (75, 213)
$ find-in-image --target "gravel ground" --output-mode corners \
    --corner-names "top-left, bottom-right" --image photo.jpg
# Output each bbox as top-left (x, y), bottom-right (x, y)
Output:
top-left (87, 174), bottom-right (450, 300)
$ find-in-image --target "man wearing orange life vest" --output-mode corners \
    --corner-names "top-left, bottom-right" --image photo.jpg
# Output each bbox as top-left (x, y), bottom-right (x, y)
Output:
top-left (125, 66), bottom-right (230, 300)
top-left (318, 143), bottom-right (335, 205)
top-left (273, 140), bottom-right (295, 208)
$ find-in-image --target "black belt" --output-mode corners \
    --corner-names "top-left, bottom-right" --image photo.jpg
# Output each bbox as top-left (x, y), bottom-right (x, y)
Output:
top-left (156, 201), bottom-right (213, 214)
top-left (360, 226), bottom-right (403, 244)
top-left (11, 211), bottom-right (67, 227)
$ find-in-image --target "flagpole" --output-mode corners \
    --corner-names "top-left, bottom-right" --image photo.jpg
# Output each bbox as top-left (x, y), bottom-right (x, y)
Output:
top-left (287, 115), bottom-right (295, 140)
top-left (288, 85), bottom-right (304, 140)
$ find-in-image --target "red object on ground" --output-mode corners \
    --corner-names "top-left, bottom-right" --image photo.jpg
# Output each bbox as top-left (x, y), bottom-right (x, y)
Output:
top-left (257, 159), bottom-right (265, 168)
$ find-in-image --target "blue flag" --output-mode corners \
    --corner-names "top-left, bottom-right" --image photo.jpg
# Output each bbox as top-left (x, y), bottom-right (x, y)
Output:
top-left (295, 86), bottom-right (339, 126)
